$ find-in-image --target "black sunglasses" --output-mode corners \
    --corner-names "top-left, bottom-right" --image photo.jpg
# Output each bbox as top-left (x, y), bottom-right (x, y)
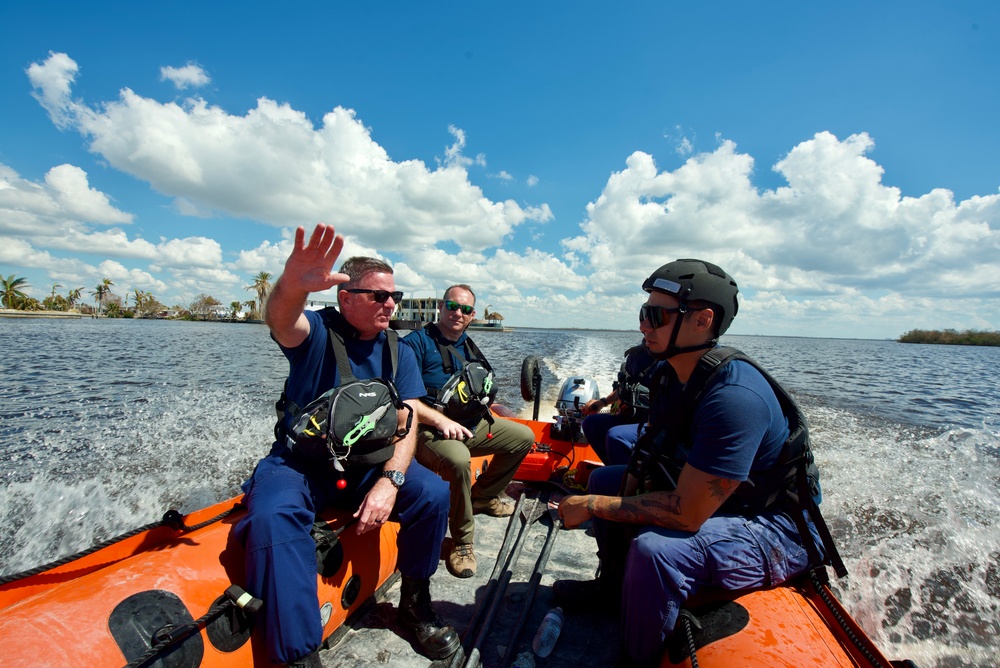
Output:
top-left (444, 300), bottom-right (474, 315)
top-left (344, 289), bottom-right (403, 304)
top-left (639, 304), bottom-right (685, 328)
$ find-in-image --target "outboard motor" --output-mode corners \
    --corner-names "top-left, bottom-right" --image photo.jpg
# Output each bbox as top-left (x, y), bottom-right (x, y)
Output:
top-left (551, 376), bottom-right (600, 442)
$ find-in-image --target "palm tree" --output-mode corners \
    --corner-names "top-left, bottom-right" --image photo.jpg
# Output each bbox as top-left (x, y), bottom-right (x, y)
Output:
top-left (246, 271), bottom-right (272, 321)
top-left (242, 300), bottom-right (258, 319)
top-left (230, 301), bottom-right (242, 319)
top-left (2, 275), bottom-right (30, 309)
top-left (132, 288), bottom-right (144, 315)
top-left (91, 285), bottom-right (105, 314)
top-left (91, 277), bottom-right (115, 315)
top-left (50, 282), bottom-right (62, 299)
top-left (67, 287), bottom-right (83, 310)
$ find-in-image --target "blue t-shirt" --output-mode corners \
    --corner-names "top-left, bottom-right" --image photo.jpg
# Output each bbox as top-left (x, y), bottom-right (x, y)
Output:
top-left (279, 309), bottom-right (426, 413)
top-left (650, 357), bottom-right (790, 482)
top-left (399, 324), bottom-right (473, 403)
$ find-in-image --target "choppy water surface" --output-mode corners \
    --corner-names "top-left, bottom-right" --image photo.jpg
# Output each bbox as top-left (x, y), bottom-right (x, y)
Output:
top-left (1, 318), bottom-right (998, 667)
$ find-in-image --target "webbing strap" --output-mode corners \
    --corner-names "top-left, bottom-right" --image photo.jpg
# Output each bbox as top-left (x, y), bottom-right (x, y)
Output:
top-left (327, 327), bottom-right (399, 384)
top-left (425, 322), bottom-right (492, 375)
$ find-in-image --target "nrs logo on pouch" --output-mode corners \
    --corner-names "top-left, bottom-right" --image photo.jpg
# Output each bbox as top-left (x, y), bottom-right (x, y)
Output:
top-left (286, 378), bottom-right (412, 469)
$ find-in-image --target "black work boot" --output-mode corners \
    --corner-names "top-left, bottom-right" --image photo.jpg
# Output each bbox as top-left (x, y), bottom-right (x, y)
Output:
top-left (397, 575), bottom-right (461, 659)
top-left (552, 576), bottom-right (621, 615)
top-left (553, 555), bottom-right (623, 616)
top-left (285, 649), bottom-right (323, 667)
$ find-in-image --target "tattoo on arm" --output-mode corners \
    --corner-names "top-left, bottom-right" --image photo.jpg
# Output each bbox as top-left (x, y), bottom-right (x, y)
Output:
top-left (609, 494), bottom-right (683, 526)
top-left (642, 494), bottom-right (681, 516)
top-left (708, 477), bottom-right (739, 501)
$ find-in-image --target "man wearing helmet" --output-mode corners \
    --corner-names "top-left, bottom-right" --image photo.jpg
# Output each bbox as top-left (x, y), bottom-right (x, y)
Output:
top-left (553, 260), bottom-right (834, 667)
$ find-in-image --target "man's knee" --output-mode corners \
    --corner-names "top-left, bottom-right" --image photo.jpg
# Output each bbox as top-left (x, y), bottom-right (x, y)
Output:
top-left (423, 438), bottom-right (472, 480)
top-left (406, 466), bottom-right (451, 511)
top-left (490, 420), bottom-right (534, 454)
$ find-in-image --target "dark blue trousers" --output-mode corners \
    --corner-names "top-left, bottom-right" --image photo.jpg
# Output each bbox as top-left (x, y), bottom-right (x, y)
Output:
top-left (235, 447), bottom-right (449, 663)
top-left (581, 413), bottom-right (642, 466)
top-left (588, 465), bottom-right (818, 666)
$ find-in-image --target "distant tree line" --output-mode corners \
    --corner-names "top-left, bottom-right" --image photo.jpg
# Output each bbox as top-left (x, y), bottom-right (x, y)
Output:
top-left (3, 270), bottom-right (274, 322)
top-left (898, 329), bottom-right (1000, 346)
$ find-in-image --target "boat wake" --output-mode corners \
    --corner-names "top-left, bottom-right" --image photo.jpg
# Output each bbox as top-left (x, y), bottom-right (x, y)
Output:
top-left (810, 406), bottom-right (1000, 667)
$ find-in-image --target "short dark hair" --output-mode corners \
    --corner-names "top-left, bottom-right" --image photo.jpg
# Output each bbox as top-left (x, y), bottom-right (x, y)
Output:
top-left (443, 284), bottom-right (476, 305)
top-left (339, 257), bottom-right (393, 290)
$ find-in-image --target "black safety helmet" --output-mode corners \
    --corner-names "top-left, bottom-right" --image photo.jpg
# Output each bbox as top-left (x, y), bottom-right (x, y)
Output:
top-left (642, 259), bottom-right (739, 336)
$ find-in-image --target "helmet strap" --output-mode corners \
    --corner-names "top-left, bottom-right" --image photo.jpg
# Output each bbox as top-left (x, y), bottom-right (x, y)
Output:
top-left (652, 302), bottom-right (718, 359)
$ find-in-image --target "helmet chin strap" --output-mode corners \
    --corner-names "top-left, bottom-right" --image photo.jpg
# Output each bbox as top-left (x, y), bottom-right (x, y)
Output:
top-left (651, 302), bottom-right (718, 359)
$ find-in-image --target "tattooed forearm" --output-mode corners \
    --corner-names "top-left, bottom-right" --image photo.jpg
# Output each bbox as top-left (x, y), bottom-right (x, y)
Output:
top-left (641, 494), bottom-right (681, 516)
top-left (591, 494), bottom-right (690, 531)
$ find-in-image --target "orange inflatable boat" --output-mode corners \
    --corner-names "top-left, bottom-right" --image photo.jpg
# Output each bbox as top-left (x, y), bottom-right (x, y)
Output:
top-left (658, 573), bottom-right (915, 668)
top-left (0, 497), bottom-right (400, 668)
top-left (0, 374), bottom-right (914, 667)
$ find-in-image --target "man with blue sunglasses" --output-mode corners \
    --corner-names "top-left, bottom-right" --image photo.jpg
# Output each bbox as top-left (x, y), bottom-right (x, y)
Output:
top-left (402, 284), bottom-right (533, 579)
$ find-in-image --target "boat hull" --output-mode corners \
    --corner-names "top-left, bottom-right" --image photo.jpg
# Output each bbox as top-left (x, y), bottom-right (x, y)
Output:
top-left (0, 499), bottom-right (399, 667)
top-left (659, 576), bottom-right (897, 667)
top-left (0, 415), bottom-right (903, 667)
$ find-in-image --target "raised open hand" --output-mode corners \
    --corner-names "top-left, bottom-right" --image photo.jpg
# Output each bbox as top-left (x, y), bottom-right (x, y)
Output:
top-left (281, 224), bottom-right (350, 294)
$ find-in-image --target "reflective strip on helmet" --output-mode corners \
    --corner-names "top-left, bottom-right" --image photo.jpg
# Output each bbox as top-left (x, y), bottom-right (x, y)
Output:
top-left (651, 278), bottom-right (682, 294)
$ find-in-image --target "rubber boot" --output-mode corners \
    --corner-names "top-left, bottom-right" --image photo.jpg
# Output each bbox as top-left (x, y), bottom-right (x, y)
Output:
top-left (285, 649), bottom-right (323, 667)
top-left (397, 575), bottom-right (461, 659)
top-left (553, 546), bottom-right (625, 615)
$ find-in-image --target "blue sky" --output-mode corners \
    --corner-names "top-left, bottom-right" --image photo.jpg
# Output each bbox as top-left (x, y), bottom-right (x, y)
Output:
top-left (1, 2), bottom-right (997, 339)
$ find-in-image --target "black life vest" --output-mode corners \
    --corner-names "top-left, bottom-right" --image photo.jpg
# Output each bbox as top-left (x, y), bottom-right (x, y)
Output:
top-left (612, 345), bottom-right (657, 416)
top-left (274, 308), bottom-right (411, 466)
top-left (422, 323), bottom-right (497, 430)
top-left (627, 346), bottom-right (846, 577)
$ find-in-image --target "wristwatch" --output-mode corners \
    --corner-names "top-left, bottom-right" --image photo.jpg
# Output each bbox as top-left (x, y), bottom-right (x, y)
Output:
top-left (382, 470), bottom-right (405, 488)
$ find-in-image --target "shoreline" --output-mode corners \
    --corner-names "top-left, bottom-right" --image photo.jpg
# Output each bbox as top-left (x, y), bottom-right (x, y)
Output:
top-left (0, 309), bottom-right (84, 319)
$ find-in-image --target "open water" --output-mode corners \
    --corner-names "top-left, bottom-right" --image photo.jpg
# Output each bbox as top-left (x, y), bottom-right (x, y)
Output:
top-left (1, 318), bottom-right (998, 667)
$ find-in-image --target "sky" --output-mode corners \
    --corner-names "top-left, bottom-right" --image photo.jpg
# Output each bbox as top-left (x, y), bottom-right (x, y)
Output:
top-left (1, 2), bottom-right (998, 339)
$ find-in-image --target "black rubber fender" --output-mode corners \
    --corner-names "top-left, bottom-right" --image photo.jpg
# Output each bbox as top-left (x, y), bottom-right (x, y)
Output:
top-left (520, 356), bottom-right (540, 401)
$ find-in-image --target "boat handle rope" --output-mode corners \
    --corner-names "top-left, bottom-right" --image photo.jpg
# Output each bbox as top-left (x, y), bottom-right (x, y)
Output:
top-left (808, 569), bottom-right (893, 668)
top-left (0, 503), bottom-right (244, 587)
top-left (677, 609), bottom-right (703, 668)
top-left (673, 569), bottom-right (894, 668)
top-left (122, 584), bottom-right (263, 668)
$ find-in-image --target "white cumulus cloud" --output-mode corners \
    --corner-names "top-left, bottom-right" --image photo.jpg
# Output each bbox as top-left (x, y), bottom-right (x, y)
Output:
top-left (160, 63), bottom-right (210, 89)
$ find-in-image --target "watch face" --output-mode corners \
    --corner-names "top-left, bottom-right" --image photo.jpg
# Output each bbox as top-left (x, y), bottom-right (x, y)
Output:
top-left (385, 470), bottom-right (404, 487)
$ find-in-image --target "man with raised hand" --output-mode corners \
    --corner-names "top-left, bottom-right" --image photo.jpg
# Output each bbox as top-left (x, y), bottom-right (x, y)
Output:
top-left (235, 224), bottom-right (458, 666)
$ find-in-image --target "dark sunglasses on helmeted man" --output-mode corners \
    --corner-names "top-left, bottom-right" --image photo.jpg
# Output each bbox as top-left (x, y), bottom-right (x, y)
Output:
top-left (444, 300), bottom-right (474, 315)
top-left (639, 304), bottom-right (689, 328)
top-left (344, 289), bottom-right (403, 303)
